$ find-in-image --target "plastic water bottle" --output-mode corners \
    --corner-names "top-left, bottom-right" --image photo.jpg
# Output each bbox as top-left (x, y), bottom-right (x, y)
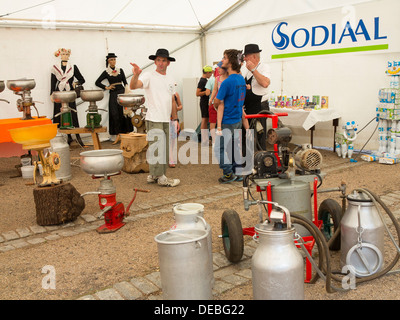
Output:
top-left (269, 91), bottom-right (275, 107)
top-left (335, 142), bottom-right (342, 157)
top-left (341, 143), bottom-right (347, 159)
top-left (347, 144), bottom-right (354, 158)
top-left (390, 134), bottom-right (396, 155)
top-left (396, 136), bottom-right (400, 155)
top-left (361, 154), bottom-right (377, 162)
top-left (379, 134), bottom-right (388, 154)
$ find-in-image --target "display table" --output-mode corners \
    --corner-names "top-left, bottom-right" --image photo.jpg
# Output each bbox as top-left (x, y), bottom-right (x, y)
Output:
top-left (58, 127), bottom-right (107, 150)
top-left (0, 117), bottom-right (52, 157)
top-left (270, 107), bottom-right (340, 150)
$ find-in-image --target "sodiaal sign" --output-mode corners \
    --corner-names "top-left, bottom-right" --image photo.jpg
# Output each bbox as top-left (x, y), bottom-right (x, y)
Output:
top-left (271, 16), bottom-right (388, 59)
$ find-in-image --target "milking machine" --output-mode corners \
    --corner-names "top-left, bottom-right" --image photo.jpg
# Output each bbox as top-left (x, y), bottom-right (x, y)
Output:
top-left (117, 93), bottom-right (147, 133)
top-left (221, 112), bottom-right (344, 282)
top-left (80, 149), bottom-right (149, 233)
top-left (80, 90), bottom-right (107, 130)
top-left (52, 91), bottom-right (77, 129)
top-left (7, 79), bottom-right (43, 120)
top-left (220, 112), bottom-right (400, 296)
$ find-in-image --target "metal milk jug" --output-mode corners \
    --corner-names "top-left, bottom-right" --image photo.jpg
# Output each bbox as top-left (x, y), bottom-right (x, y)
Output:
top-left (340, 191), bottom-right (384, 277)
top-left (252, 205), bottom-right (304, 300)
top-left (155, 228), bottom-right (212, 300)
top-left (172, 203), bottom-right (214, 286)
top-left (50, 133), bottom-right (71, 181)
top-left (271, 180), bottom-right (312, 237)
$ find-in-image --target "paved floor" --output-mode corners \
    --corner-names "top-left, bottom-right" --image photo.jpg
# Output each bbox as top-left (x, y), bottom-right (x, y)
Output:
top-left (0, 181), bottom-right (255, 300)
top-left (76, 190), bottom-right (400, 301)
top-left (2, 172), bottom-right (400, 300)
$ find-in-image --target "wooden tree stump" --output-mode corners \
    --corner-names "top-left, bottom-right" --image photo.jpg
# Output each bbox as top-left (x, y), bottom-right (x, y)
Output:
top-left (120, 133), bottom-right (149, 174)
top-left (33, 182), bottom-right (85, 226)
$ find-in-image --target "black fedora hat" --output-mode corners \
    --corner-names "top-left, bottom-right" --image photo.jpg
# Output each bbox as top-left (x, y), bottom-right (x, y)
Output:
top-left (243, 44), bottom-right (262, 55)
top-left (149, 48), bottom-right (176, 62)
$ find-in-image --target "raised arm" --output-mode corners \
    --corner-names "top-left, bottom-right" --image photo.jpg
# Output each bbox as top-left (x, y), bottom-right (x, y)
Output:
top-left (129, 63), bottom-right (143, 89)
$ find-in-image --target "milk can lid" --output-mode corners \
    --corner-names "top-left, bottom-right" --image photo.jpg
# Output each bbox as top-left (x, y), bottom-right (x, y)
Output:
top-left (173, 203), bottom-right (204, 215)
top-left (347, 191), bottom-right (373, 202)
top-left (155, 228), bottom-right (208, 245)
top-left (255, 222), bottom-right (294, 234)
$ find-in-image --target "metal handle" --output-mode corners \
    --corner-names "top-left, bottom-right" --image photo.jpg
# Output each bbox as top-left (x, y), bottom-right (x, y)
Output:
top-left (96, 206), bottom-right (112, 218)
top-left (125, 188), bottom-right (150, 216)
top-left (257, 200), bottom-right (291, 229)
top-left (195, 216), bottom-right (208, 230)
top-left (33, 161), bottom-right (38, 185)
top-left (81, 191), bottom-right (101, 197)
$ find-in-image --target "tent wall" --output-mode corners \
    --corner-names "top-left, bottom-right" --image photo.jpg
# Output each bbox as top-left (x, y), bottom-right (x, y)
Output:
top-left (205, 0), bottom-right (400, 150)
top-left (0, 27), bottom-right (202, 136)
top-left (1, 0), bottom-right (399, 152)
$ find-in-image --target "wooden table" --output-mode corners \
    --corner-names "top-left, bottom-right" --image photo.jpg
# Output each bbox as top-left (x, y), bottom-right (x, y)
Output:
top-left (270, 107), bottom-right (340, 151)
top-left (58, 127), bottom-right (107, 150)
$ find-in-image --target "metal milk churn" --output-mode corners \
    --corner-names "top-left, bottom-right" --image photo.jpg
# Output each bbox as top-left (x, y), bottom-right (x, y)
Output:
top-left (154, 228), bottom-right (213, 300)
top-left (252, 204), bottom-right (304, 300)
top-left (340, 191), bottom-right (384, 277)
top-left (172, 203), bottom-right (214, 287)
top-left (50, 133), bottom-right (71, 181)
top-left (271, 180), bottom-right (312, 237)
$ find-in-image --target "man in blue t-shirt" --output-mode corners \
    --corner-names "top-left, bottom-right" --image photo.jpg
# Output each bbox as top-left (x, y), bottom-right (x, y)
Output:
top-left (214, 49), bottom-right (246, 183)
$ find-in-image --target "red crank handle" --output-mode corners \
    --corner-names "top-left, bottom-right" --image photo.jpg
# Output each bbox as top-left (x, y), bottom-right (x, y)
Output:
top-left (125, 188), bottom-right (150, 216)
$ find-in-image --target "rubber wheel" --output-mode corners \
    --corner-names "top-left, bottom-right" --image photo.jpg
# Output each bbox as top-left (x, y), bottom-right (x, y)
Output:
top-left (318, 199), bottom-right (342, 251)
top-left (221, 209), bottom-right (244, 263)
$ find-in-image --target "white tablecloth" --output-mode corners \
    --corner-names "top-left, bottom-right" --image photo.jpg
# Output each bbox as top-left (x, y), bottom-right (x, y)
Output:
top-left (270, 107), bottom-right (341, 130)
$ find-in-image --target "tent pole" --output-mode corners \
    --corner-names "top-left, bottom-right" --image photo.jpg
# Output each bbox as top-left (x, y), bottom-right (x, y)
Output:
top-left (200, 32), bottom-right (206, 67)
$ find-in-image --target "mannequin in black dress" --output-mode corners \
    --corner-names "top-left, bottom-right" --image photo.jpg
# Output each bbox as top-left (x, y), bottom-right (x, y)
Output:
top-left (51, 48), bottom-right (86, 146)
top-left (95, 53), bottom-right (133, 141)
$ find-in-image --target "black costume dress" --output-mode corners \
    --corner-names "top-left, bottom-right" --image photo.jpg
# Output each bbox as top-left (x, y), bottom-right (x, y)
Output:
top-left (51, 63), bottom-right (85, 127)
top-left (95, 67), bottom-right (133, 135)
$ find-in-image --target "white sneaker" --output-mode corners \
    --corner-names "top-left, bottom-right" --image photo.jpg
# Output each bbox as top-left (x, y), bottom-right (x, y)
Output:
top-left (157, 175), bottom-right (180, 187)
top-left (147, 175), bottom-right (158, 183)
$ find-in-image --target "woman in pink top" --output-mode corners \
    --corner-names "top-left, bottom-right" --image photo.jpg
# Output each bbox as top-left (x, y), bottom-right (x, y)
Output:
top-left (208, 61), bottom-right (228, 145)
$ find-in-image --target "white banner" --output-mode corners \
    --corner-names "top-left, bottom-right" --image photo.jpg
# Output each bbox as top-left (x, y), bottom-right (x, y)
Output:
top-left (270, 0), bottom-right (399, 59)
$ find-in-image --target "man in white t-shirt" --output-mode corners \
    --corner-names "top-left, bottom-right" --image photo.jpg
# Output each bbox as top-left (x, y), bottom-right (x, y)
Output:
top-left (130, 48), bottom-right (180, 187)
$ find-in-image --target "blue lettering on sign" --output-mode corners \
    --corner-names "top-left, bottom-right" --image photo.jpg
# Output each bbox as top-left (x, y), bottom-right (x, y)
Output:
top-left (272, 17), bottom-right (387, 51)
top-left (312, 25), bottom-right (329, 46)
top-left (272, 22), bottom-right (290, 50)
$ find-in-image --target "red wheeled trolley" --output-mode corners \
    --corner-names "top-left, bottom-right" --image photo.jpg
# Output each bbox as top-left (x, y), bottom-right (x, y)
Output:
top-left (220, 112), bottom-right (343, 283)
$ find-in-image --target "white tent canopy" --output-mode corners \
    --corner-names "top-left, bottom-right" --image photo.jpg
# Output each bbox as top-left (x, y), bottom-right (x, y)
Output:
top-left (0, 0), bottom-right (374, 31)
top-left (0, 0), bottom-right (241, 31)
top-left (0, 0), bottom-right (398, 151)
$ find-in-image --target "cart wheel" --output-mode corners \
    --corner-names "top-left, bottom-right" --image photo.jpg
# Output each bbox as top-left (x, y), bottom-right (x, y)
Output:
top-left (318, 199), bottom-right (342, 251)
top-left (221, 209), bottom-right (244, 263)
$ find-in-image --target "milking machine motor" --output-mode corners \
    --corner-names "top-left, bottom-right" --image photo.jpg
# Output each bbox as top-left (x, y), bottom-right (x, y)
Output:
top-left (222, 116), bottom-right (400, 295)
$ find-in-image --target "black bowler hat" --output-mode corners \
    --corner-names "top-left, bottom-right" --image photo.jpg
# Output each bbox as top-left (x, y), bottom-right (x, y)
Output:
top-left (106, 53), bottom-right (117, 59)
top-left (243, 44), bottom-right (262, 55)
top-left (106, 53), bottom-right (117, 66)
top-left (149, 48), bottom-right (176, 62)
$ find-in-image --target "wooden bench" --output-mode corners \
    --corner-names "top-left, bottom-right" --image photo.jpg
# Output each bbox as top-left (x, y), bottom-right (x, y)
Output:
top-left (58, 127), bottom-right (107, 150)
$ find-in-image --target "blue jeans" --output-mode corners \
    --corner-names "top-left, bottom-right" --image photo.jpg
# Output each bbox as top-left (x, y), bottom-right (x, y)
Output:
top-left (214, 121), bottom-right (242, 176)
